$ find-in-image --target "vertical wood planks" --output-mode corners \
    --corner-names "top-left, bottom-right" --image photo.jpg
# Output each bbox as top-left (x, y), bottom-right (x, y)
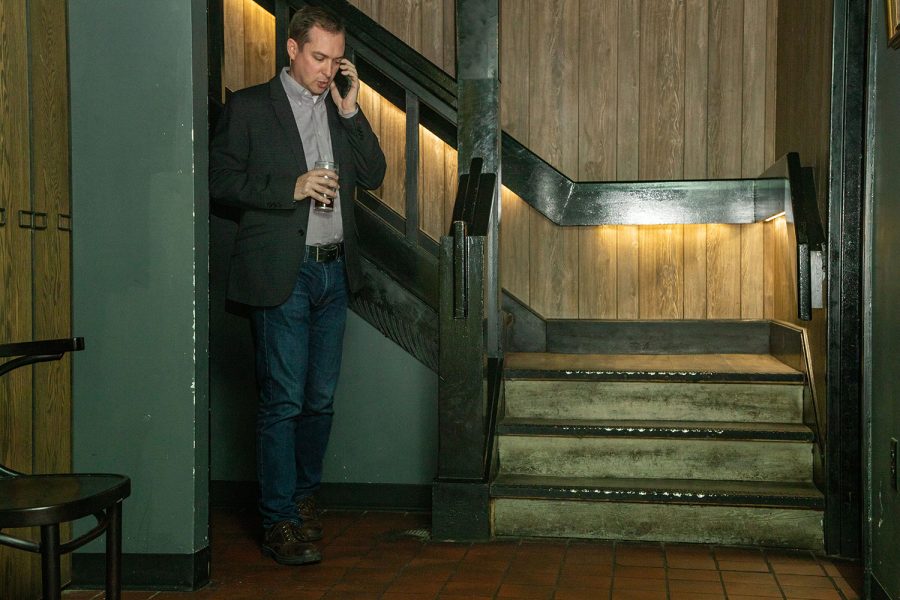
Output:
top-left (684, 0), bottom-right (709, 179)
top-left (639, 225), bottom-right (683, 319)
top-left (243, 0), bottom-right (276, 88)
top-left (442, 0), bottom-right (456, 76)
top-left (379, 99), bottom-right (407, 216)
top-left (708, 0), bottom-right (743, 178)
top-left (379, 0), bottom-right (422, 51)
top-left (579, 226), bottom-right (618, 319)
top-left (683, 224), bottom-right (708, 318)
top-left (617, 0), bottom-right (641, 180)
top-left (578, 0), bottom-right (617, 181)
top-left (741, 222), bottom-right (765, 318)
top-left (421, 0), bottom-right (445, 69)
top-left (0, 0), bottom-right (37, 594)
top-left (763, 217), bottom-right (776, 318)
top-left (500, 0), bottom-right (530, 146)
top-left (707, 224), bottom-right (742, 318)
top-left (742, 0), bottom-right (767, 177)
top-left (639, 0), bottom-right (685, 180)
top-left (616, 226), bottom-right (640, 319)
top-left (530, 210), bottom-right (579, 318)
top-left (30, 0), bottom-right (72, 475)
top-left (419, 126), bottom-right (446, 240)
top-left (764, 0), bottom-right (777, 167)
top-left (223, 0), bottom-right (246, 92)
top-left (500, 187), bottom-right (530, 303)
top-left (529, 0), bottom-right (579, 178)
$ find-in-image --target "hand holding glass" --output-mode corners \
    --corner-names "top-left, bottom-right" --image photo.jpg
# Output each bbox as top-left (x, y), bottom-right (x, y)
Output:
top-left (313, 160), bottom-right (339, 212)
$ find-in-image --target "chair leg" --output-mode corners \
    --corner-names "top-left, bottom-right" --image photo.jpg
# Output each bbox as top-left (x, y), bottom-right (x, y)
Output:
top-left (106, 501), bottom-right (123, 600)
top-left (40, 524), bottom-right (62, 600)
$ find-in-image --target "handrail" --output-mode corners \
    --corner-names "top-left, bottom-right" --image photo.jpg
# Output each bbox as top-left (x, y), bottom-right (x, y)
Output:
top-left (437, 159), bottom-right (501, 482)
top-left (760, 153), bottom-right (827, 321)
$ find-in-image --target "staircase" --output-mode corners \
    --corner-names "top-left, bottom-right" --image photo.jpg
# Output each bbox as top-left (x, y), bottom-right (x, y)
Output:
top-left (489, 333), bottom-right (824, 550)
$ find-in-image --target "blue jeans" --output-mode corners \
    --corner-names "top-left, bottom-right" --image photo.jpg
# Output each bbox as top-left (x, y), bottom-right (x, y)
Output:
top-left (250, 253), bottom-right (348, 529)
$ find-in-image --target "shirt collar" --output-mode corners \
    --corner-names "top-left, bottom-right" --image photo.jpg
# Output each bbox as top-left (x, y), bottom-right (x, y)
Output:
top-left (280, 67), bottom-right (327, 106)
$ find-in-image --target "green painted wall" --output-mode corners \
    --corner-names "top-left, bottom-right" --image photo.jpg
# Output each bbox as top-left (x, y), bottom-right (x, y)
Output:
top-left (865, 1), bottom-right (900, 597)
top-left (69, 0), bottom-right (209, 555)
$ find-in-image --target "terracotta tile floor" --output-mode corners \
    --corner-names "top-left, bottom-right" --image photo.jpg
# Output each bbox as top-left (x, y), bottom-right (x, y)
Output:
top-left (63, 507), bottom-right (863, 600)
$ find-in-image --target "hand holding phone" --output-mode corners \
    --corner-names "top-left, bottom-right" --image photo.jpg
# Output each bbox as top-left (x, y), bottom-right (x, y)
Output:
top-left (330, 58), bottom-right (359, 116)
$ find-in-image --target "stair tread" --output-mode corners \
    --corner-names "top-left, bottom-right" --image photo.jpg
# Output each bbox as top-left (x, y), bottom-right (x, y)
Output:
top-left (498, 418), bottom-right (814, 440)
top-left (491, 474), bottom-right (824, 507)
top-left (505, 352), bottom-right (803, 382)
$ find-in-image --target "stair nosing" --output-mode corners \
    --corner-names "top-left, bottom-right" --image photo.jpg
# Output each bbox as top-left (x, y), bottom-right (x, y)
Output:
top-left (497, 418), bottom-right (814, 441)
top-left (490, 474), bottom-right (824, 509)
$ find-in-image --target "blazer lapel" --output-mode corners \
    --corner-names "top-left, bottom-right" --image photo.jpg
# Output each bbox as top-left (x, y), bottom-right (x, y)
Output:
top-left (269, 77), bottom-right (307, 172)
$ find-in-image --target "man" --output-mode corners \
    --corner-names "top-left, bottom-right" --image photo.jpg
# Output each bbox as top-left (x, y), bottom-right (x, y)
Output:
top-left (209, 6), bottom-right (386, 566)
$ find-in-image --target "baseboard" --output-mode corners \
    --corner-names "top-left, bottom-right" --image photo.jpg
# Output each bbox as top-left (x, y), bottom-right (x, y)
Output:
top-left (71, 546), bottom-right (210, 591)
top-left (210, 480), bottom-right (432, 512)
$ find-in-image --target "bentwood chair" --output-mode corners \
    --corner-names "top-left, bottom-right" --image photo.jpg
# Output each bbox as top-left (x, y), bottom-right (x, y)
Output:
top-left (0, 338), bottom-right (131, 600)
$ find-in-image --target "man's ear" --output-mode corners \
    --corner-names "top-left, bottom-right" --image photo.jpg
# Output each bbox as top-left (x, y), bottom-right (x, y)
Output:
top-left (286, 38), bottom-right (299, 61)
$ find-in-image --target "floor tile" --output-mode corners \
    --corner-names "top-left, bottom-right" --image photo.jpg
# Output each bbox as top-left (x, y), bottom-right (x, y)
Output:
top-left (666, 568), bottom-right (721, 582)
top-left (611, 577), bottom-right (666, 592)
top-left (497, 582), bottom-right (555, 599)
top-left (780, 584), bottom-right (843, 599)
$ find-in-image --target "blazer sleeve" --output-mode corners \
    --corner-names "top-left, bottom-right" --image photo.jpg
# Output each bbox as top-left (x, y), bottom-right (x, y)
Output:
top-left (338, 107), bottom-right (386, 191)
top-left (209, 93), bottom-right (297, 211)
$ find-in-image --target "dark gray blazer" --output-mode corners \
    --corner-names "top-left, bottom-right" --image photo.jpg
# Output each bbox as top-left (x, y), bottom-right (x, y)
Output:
top-left (209, 76), bottom-right (386, 307)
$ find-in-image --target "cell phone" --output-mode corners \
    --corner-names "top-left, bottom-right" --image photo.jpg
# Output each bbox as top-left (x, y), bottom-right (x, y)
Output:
top-left (333, 69), bottom-right (350, 97)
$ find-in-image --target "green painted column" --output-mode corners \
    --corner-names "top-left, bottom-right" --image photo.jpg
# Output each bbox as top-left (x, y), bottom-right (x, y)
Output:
top-left (865, 1), bottom-right (900, 597)
top-left (69, 0), bottom-right (210, 589)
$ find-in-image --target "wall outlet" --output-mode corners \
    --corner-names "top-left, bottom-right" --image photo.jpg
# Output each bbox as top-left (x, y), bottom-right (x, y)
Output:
top-left (891, 438), bottom-right (898, 491)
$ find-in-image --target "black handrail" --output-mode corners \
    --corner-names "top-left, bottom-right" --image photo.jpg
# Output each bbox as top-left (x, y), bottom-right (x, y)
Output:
top-left (760, 152), bottom-right (827, 321)
top-left (437, 159), bottom-right (501, 483)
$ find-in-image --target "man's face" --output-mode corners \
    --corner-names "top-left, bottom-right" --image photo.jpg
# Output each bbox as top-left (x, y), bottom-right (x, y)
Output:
top-left (287, 25), bottom-right (346, 95)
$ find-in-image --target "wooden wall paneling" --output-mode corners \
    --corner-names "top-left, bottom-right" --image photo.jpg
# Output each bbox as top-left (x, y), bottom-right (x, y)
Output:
top-left (773, 216), bottom-right (798, 323)
top-left (442, 0), bottom-right (456, 76)
top-left (0, 1), bottom-right (37, 595)
top-left (617, 0), bottom-right (641, 180)
top-left (528, 0), bottom-right (579, 178)
top-left (529, 211), bottom-right (578, 318)
top-left (357, 83), bottom-right (384, 200)
top-left (243, 0), bottom-right (275, 88)
top-left (379, 98), bottom-right (407, 216)
top-left (421, 0), bottom-right (445, 69)
top-left (741, 0), bottom-right (767, 177)
top-left (30, 0), bottom-right (73, 585)
top-left (740, 222), bottom-right (764, 318)
top-left (578, 0), bottom-right (617, 180)
top-left (442, 143), bottom-right (457, 232)
top-left (349, 0), bottom-right (376, 18)
top-left (500, 0), bottom-right (530, 145)
top-left (578, 226), bottom-right (618, 319)
top-left (616, 226), bottom-right (640, 319)
top-left (223, 0), bottom-right (246, 92)
top-left (30, 0), bottom-right (71, 475)
top-left (707, 0), bottom-right (743, 178)
top-left (500, 187), bottom-right (530, 303)
top-left (419, 126), bottom-right (445, 241)
top-left (684, 0), bottom-right (709, 179)
top-left (706, 223), bottom-right (742, 318)
top-left (379, 0), bottom-right (422, 52)
top-left (683, 224), bottom-right (708, 318)
top-left (763, 217), bottom-right (775, 319)
top-left (639, 0), bottom-right (685, 180)
top-left (764, 0), bottom-right (777, 167)
top-left (639, 226), bottom-right (684, 319)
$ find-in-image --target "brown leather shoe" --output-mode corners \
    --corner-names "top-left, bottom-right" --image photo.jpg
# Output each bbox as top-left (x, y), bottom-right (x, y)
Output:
top-left (262, 520), bottom-right (322, 565)
top-left (296, 496), bottom-right (324, 541)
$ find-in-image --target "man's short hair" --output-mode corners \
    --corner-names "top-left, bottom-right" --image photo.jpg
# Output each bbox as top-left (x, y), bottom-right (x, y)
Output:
top-left (288, 6), bottom-right (345, 47)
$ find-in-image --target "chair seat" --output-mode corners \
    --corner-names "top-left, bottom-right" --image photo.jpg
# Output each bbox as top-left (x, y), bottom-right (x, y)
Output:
top-left (0, 474), bottom-right (130, 528)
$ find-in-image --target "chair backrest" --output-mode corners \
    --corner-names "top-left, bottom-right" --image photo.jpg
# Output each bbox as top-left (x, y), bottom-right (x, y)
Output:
top-left (0, 338), bottom-right (84, 377)
top-left (0, 338), bottom-right (85, 476)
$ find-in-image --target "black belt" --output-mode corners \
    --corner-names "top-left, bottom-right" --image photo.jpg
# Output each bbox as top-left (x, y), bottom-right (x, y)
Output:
top-left (307, 243), bottom-right (343, 262)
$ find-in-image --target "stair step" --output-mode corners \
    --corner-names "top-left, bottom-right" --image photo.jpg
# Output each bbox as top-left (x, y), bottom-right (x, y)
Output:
top-left (498, 418), bottom-right (814, 442)
top-left (504, 380), bottom-right (803, 423)
top-left (505, 352), bottom-right (804, 383)
top-left (492, 497), bottom-right (823, 550)
top-left (498, 435), bottom-right (813, 482)
top-left (491, 474), bottom-right (823, 509)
